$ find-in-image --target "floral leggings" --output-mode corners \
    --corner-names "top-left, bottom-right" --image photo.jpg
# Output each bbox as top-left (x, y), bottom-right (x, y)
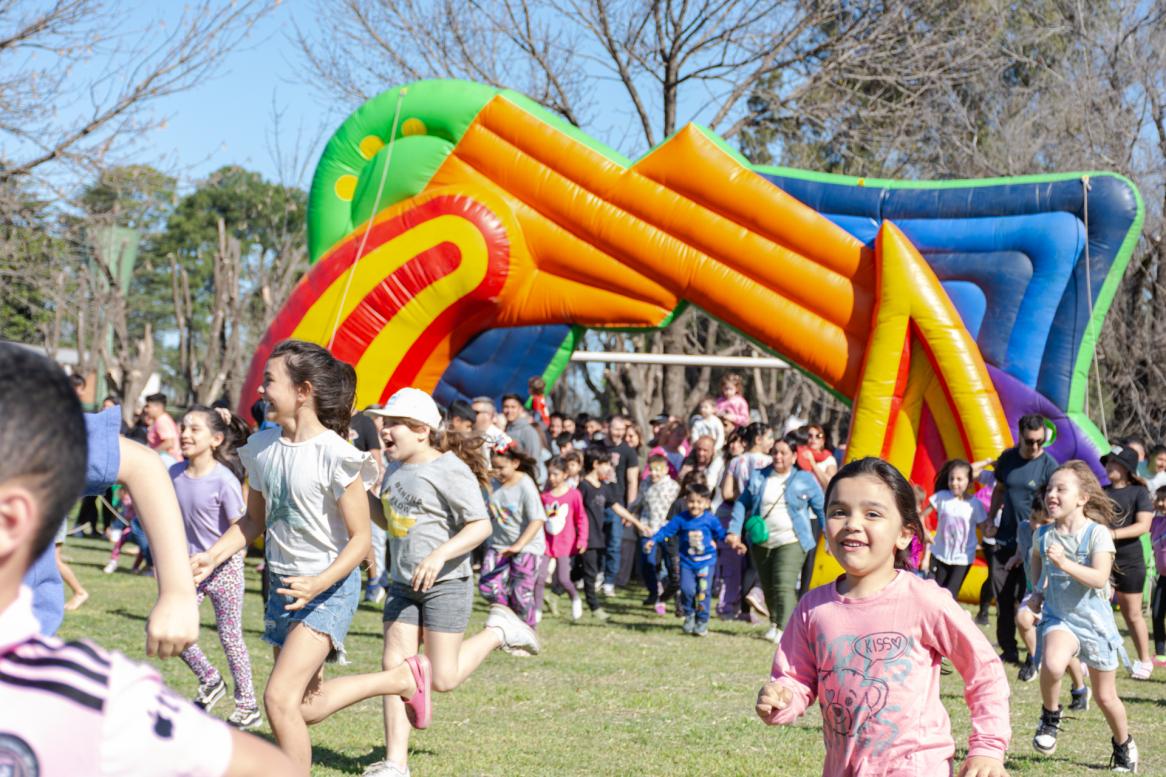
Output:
top-left (180, 553), bottom-right (257, 710)
top-left (478, 548), bottom-right (540, 627)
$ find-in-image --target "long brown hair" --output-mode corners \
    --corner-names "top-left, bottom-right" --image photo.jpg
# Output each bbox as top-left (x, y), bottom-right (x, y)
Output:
top-left (824, 457), bottom-right (927, 570)
top-left (185, 405), bottom-right (250, 483)
top-left (397, 418), bottom-right (490, 489)
top-left (1054, 460), bottom-right (1118, 528)
top-left (270, 340), bottom-right (356, 437)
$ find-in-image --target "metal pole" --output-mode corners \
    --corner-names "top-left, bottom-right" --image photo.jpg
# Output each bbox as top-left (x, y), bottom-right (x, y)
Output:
top-left (570, 351), bottom-right (788, 369)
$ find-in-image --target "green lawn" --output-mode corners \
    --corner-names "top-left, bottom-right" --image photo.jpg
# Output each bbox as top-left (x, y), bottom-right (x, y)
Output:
top-left (56, 537), bottom-right (1164, 776)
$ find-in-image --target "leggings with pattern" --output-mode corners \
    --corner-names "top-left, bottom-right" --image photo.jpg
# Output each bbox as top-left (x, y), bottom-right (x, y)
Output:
top-left (478, 548), bottom-right (540, 626)
top-left (180, 553), bottom-right (257, 710)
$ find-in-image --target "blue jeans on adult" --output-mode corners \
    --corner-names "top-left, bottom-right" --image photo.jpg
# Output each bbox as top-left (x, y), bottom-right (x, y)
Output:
top-left (680, 563), bottom-right (714, 623)
top-left (603, 508), bottom-right (623, 583)
top-left (638, 537), bottom-right (659, 602)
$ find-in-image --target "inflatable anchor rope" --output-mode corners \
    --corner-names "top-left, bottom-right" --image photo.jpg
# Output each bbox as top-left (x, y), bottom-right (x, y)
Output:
top-left (328, 87), bottom-right (408, 350)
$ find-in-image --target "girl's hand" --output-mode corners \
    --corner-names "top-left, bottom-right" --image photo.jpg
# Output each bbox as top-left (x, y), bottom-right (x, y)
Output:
top-left (276, 576), bottom-right (324, 611)
top-left (1046, 542), bottom-right (1066, 568)
top-left (957, 755), bottom-right (1008, 777)
top-left (726, 533), bottom-right (748, 555)
top-left (412, 549), bottom-right (448, 592)
top-left (190, 552), bottom-right (216, 585)
top-left (643, 540), bottom-right (655, 553)
top-left (1025, 593), bottom-right (1044, 613)
top-left (146, 592), bottom-right (199, 659)
top-left (575, 541), bottom-right (586, 555)
top-left (755, 681), bottom-right (793, 721)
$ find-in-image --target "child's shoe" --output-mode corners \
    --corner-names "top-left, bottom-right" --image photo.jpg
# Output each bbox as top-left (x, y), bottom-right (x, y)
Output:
top-left (682, 614), bottom-right (696, 634)
top-left (1130, 660), bottom-right (1153, 680)
top-left (1032, 706), bottom-right (1062, 755)
top-left (763, 625), bottom-right (781, 643)
top-left (1069, 685), bottom-right (1090, 712)
top-left (654, 602), bottom-right (666, 616)
top-left (1110, 736), bottom-right (1138, 772)
top-left (193, 677), bottom-right (227, 712)
top-left (570, 597), bottom-right (583, 621)
top-left (227, 706), bottom-right (262, 730)
top-left (1153, 654), bottom-right (1166, 668)
top-left (694, 620), bottom-right (709, 637)
top-left (601, 583), bottom-right (615, 597)
top-left (485, 604), bottom-right (540, 655)
top-left (1017, 657), bottom-right (1037, 682)
top-left (102, 559), bottom-right (118, 575)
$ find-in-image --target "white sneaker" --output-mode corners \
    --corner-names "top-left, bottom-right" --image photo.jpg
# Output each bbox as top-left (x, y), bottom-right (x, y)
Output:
top-left (361, 760), bottom-right (410, 777)
top-left (763, 625), bottom-right (781, 644)
top-left (570, 597), bottom-right (583, 621)
top-left (102, 559), bottom-right (118, 575)
top-left (602, 583), bottom-right (615, 597)
top-left (534, 610), bottom-right (542, 625)
top-left (1130, 660), bottom-right (1153, 680)
top-left (485, 604), bottom-right (540, 655)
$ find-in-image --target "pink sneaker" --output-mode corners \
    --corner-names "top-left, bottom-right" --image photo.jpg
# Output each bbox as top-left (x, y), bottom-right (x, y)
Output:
top-left (403, 655), bottom-right (432, 729)
top-left (654, 602), bottom-right (666, 616)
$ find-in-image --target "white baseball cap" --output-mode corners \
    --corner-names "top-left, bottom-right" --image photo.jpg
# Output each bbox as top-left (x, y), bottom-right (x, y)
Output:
top-left (368, 387), bottom-right (442, 429)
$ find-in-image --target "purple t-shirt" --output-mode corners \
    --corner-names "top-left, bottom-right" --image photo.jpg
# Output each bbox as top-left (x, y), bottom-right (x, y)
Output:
top-left (169, 461), bottom-right (245, 554)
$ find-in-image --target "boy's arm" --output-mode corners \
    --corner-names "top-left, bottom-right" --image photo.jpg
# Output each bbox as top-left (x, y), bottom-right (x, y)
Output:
top-left (116, 438), bottom-right (198, 659)
top-left (652, 516), bottom-right (681, 544)
top-left (709, 514), bottom-right (727, 542)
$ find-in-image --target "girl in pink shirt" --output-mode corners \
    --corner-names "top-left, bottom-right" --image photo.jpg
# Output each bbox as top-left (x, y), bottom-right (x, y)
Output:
top-left (715, 372), bottom-right (750, 428)
top-left (756, 457), bottom-right (1010, 777)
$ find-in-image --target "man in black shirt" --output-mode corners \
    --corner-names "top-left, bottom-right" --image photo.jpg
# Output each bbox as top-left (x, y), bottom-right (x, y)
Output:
top-left (986, 414), bottom-right (1058, 664)
top-left (606, 415), bottom-right (641, 590)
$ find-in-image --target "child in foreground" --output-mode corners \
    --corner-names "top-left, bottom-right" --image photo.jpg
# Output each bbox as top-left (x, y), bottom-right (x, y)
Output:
top-left (0, 343), bottom-right (295, 776)
top-left (642, 484), bottom-right (724, 636)
top-left (192, 340), bottom-right (378, 770)
top-left (1028, 461), bottom-right (1138, 771)
top-left (756, 457), bottom-right (1010, 777)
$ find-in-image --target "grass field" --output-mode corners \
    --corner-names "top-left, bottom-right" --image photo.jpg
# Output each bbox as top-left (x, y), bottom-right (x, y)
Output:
top-left (55, 536), bottom-right (1165, 776)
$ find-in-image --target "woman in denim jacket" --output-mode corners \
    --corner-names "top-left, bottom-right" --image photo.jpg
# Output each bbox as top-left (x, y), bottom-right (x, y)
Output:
top-left (726, 436), bottom-right (825, 642)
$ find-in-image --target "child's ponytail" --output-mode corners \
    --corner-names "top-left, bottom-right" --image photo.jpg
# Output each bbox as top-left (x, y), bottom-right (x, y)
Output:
top-left (187, 405), bottom-right (251, 482)
top-left (434, 428), bottom-right (491, 489)
top-left (491, 441), bottom-right (538, 482)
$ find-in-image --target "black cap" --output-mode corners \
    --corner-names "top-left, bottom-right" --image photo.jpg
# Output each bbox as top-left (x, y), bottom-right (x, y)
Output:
top-left (448, 399), bottom-right (476, 424)
top-left (1101, 445), bottom-right (1139, 477)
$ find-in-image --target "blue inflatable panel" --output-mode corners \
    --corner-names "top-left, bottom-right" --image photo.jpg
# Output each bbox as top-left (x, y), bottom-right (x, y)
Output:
top-left (762, 173), bottom-right (1139, 409)
top-left (433, 324), bottom-right (572, 409)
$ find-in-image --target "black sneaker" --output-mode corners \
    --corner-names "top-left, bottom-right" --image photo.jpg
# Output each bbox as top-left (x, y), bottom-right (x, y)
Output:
top-left (975, 610), bottom-right (990, 626)
top-left (1032, 706), bottom-right (1062, 755)
top-left (999, 650), bottom-right (1020, 665)
top-left (1018, 657), bottom-right (1037, 682)
top-left (1110, 735), bottom-right (1138, 772)
top-left (1069, 685), bottom-right (1090, 712)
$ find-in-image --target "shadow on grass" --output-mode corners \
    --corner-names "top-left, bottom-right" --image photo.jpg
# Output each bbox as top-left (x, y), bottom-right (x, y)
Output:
top-left (313, 745), bottom-right (438, 773)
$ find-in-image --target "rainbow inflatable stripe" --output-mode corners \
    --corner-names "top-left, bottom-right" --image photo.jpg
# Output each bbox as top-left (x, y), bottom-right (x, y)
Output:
top-left (243, 80), bottom-right (1143, 596)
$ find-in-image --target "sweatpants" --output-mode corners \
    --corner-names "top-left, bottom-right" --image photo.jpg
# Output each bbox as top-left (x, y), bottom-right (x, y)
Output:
top-left (478, 548), bottom-right (540, 626)
top-left (679, 562), bottom-right (715, 623)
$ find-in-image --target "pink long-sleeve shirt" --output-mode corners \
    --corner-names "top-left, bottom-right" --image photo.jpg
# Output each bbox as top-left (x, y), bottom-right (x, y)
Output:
top-left (765, 571), bottom-right (1010, 776)
top-left (716, 394), bottom-right (750, 428)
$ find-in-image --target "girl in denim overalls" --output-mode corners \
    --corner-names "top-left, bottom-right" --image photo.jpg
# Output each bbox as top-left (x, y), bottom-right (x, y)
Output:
top-left (1028, 460), bottom-right (1137, 772)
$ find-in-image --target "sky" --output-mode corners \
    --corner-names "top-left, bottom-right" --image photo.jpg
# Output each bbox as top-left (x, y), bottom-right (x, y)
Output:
top-left (128, 2), bottom-right (334, 189)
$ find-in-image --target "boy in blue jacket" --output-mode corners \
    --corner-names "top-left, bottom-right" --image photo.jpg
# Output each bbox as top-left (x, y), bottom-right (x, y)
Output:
top-left (644, 484), bottom-right (724, 636)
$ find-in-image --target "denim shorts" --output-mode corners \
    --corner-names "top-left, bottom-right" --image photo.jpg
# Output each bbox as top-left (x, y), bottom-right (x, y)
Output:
top-left (383, 577), bottom-right (473, 633)
top-left (263, 568), bottom-right (360, 664)
top-left (1043, 618), bottom-right (1121, 672)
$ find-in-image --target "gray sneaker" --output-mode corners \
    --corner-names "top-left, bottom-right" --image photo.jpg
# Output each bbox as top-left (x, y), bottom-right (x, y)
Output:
top-left (682, 614), bottom-right (696, 634)
top-left (485, 604), bottom-right (540, 655)
top-left (226, 706), bottom-right (261, 730)
top-left (694, 620), bottom-right (709, 637)
top-left (193, 678), bottom-right (226, 712)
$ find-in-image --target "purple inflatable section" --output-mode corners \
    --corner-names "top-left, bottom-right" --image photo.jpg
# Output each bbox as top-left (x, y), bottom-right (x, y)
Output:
top-left (987, 366), bottom-right (1105, 479)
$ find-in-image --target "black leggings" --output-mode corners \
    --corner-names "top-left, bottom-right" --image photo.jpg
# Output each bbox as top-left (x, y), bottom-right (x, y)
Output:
top-left (929, 558), bottom-right (970, 600)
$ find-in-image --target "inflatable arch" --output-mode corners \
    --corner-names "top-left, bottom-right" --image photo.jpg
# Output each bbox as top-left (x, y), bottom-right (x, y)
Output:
top-left (242, 80), bottom-right (1143, 597)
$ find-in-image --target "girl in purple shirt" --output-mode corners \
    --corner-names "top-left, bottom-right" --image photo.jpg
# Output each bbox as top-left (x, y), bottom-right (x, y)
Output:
top-left (171, 406), bottom-right (259, 729)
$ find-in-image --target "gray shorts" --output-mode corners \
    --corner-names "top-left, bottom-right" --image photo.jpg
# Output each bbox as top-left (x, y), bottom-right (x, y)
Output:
top-left (383, 577), bottom-right (473, 633)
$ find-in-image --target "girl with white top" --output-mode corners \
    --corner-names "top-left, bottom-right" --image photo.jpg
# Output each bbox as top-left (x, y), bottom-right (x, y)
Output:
top-left (297, 388), bottom-right (539, 777)
top-left (191, 340), bottom-right (377, 770)
top-left (921, 459), bottom-right (988, 600)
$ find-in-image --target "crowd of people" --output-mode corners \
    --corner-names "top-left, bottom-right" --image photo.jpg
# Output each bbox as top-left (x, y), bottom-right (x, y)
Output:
top-left (5, 341), bottom-right (1165, 775)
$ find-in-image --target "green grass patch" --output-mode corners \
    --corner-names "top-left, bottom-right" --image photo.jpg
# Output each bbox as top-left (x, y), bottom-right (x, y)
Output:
top-left (56, 538), bottom-right (1165, 775)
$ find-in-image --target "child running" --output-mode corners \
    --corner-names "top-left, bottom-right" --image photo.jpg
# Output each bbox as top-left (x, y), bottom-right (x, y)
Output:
top-left (643, 483), bottom-right (724, 636)
top-left (1012, 492), bottom-right (1090, 703)
top-left (1029, 460), bottom-right (1138, 771)
top-left (480, 440), bottom-right (546, 627)
top-left (540, 456), bottom-right (588, 621)
top-left (190, 340), bottom-right (378, 770)
top-left (295, 387), bottom-right (539, 777)
top-left (756, 457), bottom-right (1010, 777)
top-left (923, 459), bottom-right (988, 599)
top-left (1152, 486), bottom-right (1166, 665)
top-left (173, 405), bottom-right (260, 729)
